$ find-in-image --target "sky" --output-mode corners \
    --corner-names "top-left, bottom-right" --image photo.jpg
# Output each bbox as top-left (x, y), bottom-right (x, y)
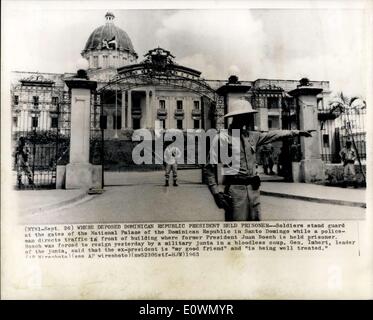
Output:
top-left (2, 3), bottom-right (370, 97)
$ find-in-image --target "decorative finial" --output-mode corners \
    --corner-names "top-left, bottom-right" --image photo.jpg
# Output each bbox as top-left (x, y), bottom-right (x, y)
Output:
top-left (228, 75), bottom-right (240, 84)
top-left (105, 12), bottom-right (115, 23)
top-left (76, 58), bottom-right (89, 79)
top-left (299, 77), bottom-right (311, 87)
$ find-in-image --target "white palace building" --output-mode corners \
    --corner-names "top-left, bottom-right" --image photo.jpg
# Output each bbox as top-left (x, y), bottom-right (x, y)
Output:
top-left (11, 12), bottom-right (336, 159)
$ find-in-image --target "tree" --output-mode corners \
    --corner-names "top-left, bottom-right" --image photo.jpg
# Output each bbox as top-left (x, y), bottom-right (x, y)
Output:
top-left (329, 92), bottom-right (366, 114)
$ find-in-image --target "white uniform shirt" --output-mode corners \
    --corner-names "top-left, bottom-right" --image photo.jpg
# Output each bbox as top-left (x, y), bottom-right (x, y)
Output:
top-left (164, 146), bottom-right (182, 165)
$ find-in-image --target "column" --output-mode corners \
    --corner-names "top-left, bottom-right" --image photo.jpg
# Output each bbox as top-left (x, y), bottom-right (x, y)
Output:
top-left (278, 95), bottom-right (283, 129)
top-left (150, 90), bottom-right (155, 128)
top-left (289, 85), bottom-right (324, 183)
top-left (64, 77), bottom-right (98, 189)
top-left (98, 55), bottom-right (103, 69)
top-left (145, 90), bottom-right (152, 128)
top-left (127, 90), bottom-right (132, 129)
top-left (166, 98), bottom-right (171, 129)
top-left (121, 90), bottom-right (126, 129)
top-left (258, 106), bottom-right (269, 131)
top-left (21, 109), bottom-right (26, 131)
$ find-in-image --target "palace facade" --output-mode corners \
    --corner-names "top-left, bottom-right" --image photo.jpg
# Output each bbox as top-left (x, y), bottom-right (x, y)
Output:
top-left (11, 12), bottom-right (332, 147)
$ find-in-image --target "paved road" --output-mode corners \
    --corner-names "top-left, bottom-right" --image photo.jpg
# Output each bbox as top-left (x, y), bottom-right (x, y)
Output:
top-left (20, 170), bottom-right (365, 224)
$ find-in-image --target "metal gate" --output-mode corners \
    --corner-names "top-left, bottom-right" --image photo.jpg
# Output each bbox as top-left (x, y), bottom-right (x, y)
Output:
top-left (318, 96), bottom-right (366, 183)
top-left (90, 91), bottom-right (104, 186)
top-left (12, 92), bottom-right (71, 189)
top-left (318, 100), bottom-right (366, 163)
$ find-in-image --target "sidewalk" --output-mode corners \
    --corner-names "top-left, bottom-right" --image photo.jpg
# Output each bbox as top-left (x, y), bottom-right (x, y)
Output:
top-left (260, 182), bottom-right (366, 208)
top-left (15, 189), bottom-right (89, 215)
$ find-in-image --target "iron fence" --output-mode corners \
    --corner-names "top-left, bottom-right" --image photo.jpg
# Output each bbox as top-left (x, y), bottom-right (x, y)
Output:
top-left (318, 103), bottom-right (366, 164)
top-left (12, 92), bottom-right (71, 189)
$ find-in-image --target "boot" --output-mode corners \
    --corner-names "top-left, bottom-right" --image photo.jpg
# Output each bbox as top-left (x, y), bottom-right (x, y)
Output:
top-left (173, 179), bottom-right (178, 187)
top-left (165, 179), bottom-right (169, 187)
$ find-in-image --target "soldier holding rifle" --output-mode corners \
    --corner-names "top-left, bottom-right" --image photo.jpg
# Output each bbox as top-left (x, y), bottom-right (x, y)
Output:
top-left (339, 139), bottom-right (357, 188)
top-left (15, 136), bottom-right (34, 188)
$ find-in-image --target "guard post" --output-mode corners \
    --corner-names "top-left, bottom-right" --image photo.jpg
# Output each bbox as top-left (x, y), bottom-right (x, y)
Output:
top-left (289, 79), bottom-right (325, 183)
top-left (64, 69), bottom-right (101, 189)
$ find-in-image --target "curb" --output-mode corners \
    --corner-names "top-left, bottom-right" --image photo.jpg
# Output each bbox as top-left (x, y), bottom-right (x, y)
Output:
top-left (24, 191), bottom-right (91, 215)
top-left (260, 190), bottom-right (366, 208)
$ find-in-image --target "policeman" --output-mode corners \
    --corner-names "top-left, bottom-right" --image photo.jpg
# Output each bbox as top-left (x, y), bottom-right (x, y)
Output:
top-left (164, 138), bottom-right (182, 187)
top-left (15, 136), bottom-right (34, 188)
top-left (204, 99), bottom-right (313, 221)
top-left (339, 139), bottom-right (357, 188)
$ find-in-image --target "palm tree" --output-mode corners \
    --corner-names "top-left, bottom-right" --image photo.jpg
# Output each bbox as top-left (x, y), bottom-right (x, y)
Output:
top-left (329, 92), bottom-right (366, 182)
top-left (329, 92), bottom-right (366, 113)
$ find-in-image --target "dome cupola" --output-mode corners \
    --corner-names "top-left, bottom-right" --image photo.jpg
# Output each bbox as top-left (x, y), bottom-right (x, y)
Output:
top-left (82, 12), bottom-right (138, 70)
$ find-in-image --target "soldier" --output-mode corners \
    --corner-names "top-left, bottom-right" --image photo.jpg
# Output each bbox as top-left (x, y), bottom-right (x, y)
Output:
top-left (164, 138), bottom-right (182, 187)
top-left (260, 143), bottom-right (275, 175)
top-left (339, 139), bottom-right (357, 188)
top-left (277, 146), bottom-right (292, 181)
top-left (15, 136), bottom-right (34, 188)
top-left (204, 99), bottom-right (313, 221)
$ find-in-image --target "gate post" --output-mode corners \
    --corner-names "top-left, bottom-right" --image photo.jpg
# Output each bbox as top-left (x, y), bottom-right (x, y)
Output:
top-left (64, 70), bottom-right (98, 189)
top-left (289, 81), bottom-right (325, 183)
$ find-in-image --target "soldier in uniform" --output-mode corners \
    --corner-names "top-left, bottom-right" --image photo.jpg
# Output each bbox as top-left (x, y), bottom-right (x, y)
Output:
top-left (260, 143), bottom-right (275, 175)
top-left (164, 138), bottom-right (182, 187)
top-left (15, 136), bottom-right (34, 188)
top-left (339, 139), bottom-right (357, 188)
top-left (204, 99), bottom-right (313, 221)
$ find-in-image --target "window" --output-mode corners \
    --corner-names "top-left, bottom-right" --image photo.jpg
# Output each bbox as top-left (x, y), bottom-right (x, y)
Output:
top-left (13, 116), bottom-right (18, 128)
top-left (267, 97), bottom-right (278, 109)
top-left (32, 117), bottom-right (38, 128)
top-left (177, 119), bottom-right (183, 129)
top-left (14, 95), bottom-right (19, 105)
top-left (268, 116), bottom-right (279, 130)
top-left (159, 100), bottom-right (166, 109)
top-left (177, 100), bottom-right (183, 109)
top-left (133, 118), bottom-right (140, 130)
top-left (100, 115), bottom-right (107, 129)
top-left (33, 96), bottom-right (39, 106)
top-left (160, 119), bottom-right (166, 129)
top-left (193, 101), bottom-right (200, 109)
top-left (52, 96), bottom-right (59, 105)
top-left (194, 119), bottom-right (200, 129)
top-left (51, 117), bottom-right (58, 128)
top-left (93, 56), bottom-right (98, 68)
top-left (323, 134), bottom-right (329, 147)
top-left (113, 115), bottom-right (122, 129)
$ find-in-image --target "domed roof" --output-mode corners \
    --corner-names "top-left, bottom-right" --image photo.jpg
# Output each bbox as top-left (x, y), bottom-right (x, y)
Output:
top-left (83, 12), bottom-right (137, 56)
